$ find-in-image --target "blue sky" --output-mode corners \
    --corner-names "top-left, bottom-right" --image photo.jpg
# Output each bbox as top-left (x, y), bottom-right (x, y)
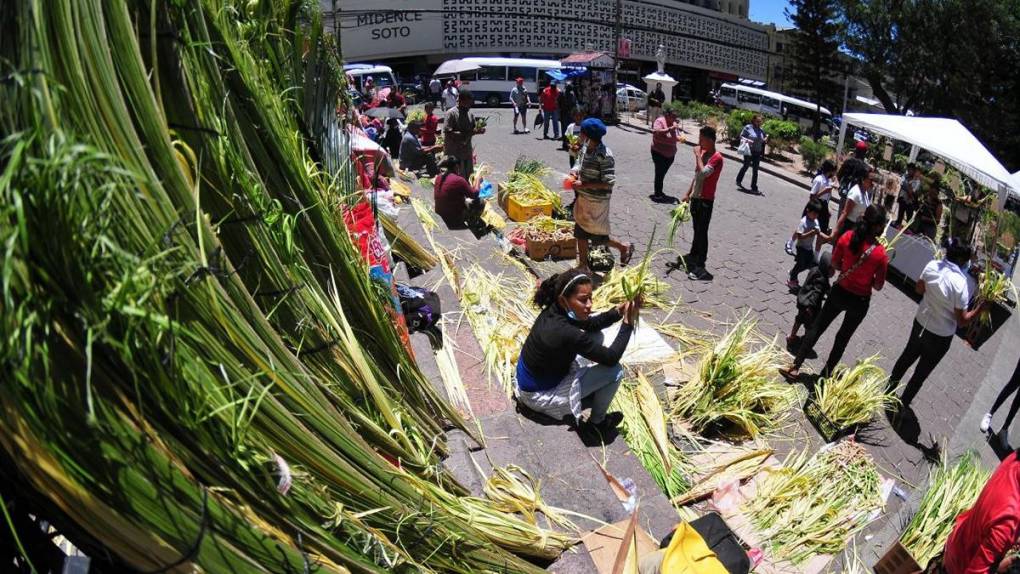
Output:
top-left (749, 0), bottom-right (792, 26)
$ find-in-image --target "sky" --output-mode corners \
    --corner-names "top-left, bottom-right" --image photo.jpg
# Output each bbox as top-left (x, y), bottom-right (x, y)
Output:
top-left (749, 0), bottom-right (793, 26)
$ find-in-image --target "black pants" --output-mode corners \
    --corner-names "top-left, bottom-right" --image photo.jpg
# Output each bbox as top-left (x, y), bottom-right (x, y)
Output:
top-left (559, 111), bottom-right (570, 148)
top-left (794, 284), bottom-right (871, 374)
top-left (651, 150), bottom-right (675, 196)
top-left (789, 246), bottom-right (816, 281)
top-left (736, 153), bottom-right (762, 190)
top-left (895, 197), bottom-right (915, 226)
top-left (688, 198), bottom-right (714, 270)
top-left (990, 355), bottom-right (1020, 432)
top-left (891, 320), bottom-right (954, 407)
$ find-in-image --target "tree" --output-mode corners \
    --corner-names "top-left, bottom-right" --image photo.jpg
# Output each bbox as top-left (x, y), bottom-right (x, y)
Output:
top-left (836, 0), bottom-right (1020, 170)
top-left (785, 0), bottom-right (844, 138)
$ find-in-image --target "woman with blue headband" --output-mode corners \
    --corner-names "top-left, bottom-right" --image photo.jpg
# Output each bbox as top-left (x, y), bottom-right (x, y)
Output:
top-left (570, 118), bottom-right (635, 272)
top-left (515, 269), bottom-right (642, 439)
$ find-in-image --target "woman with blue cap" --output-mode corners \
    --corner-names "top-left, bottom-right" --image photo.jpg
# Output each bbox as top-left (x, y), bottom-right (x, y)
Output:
top-left (570, 118), bottom-right (634, 272)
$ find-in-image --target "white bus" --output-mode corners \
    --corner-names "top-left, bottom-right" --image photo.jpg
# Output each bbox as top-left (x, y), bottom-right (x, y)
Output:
top-left (344, 64), bottom-right (398, 93)
top-left (436, 57), bottom-right (562, 107)
top-left (717, 83), bottom-right (833, 133)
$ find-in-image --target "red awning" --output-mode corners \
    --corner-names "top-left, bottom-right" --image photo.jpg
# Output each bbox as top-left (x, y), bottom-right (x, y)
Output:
top-left (561, 51), bottom-right (615, 68)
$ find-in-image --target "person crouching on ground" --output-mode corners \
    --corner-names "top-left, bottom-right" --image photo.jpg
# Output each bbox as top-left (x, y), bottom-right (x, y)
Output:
top-left (787, 199), bottom-right (830, 290)
top-left (515, 270), bottom-right (642, 438)
top-left (433, 156), bottom-right (482, 230)
top-left (788, 251), bottom-right (833, 352)
top-left (399, 121), bottom-right (440, 176)
top-left (571, 118), bottom-right (634, 273)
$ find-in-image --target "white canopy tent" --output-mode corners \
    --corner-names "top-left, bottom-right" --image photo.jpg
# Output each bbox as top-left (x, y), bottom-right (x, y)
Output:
top-left (432, 59), bottom-right (482, 77)
top-left (837, 114), bottom-right (1016, 208)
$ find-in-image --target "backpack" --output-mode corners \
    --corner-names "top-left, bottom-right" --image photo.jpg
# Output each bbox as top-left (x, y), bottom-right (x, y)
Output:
top-left (396, 284), bottom-right (443, 346)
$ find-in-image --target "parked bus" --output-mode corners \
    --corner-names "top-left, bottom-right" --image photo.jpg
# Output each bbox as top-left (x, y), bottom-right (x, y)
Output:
top-left (717, 83), bottom-right (833, 133)
top-left (344, 64), bottom-right (398, 93)
top-left (435, 57), bottom-right (562, 107)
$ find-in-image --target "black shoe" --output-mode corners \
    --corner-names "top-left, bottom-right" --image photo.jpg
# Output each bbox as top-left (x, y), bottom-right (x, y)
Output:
top-left (688, 268), bottom-right (713, 281)
top-left (577, 412), bottom-right (624, 441)
top-left (649, 193), bottom-right (671, 203)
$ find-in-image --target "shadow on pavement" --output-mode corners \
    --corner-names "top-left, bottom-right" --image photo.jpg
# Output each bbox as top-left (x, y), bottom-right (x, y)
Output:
top-left (887, 406), bottom-right (942, 463)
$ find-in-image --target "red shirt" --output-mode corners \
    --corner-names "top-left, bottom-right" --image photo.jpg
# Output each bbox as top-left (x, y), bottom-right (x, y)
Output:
top-left (421, 113), bottom-right (440, 146)
top-left (945, 451), bottom-right (1020, 574)
top-left (433, 172), bottom-right (478, 228)
top-left (540, 87), bottom-right (559, 112)
top-left (833, 231), bottom-right (889, 297)
top-left (696, 151), bottom-right (724, 201)
top-left (651, 116), bottom-right (679, 158)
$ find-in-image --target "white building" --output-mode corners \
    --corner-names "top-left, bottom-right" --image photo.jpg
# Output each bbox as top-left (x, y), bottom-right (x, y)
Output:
top-left (324, 0), bottom-right (768, 90)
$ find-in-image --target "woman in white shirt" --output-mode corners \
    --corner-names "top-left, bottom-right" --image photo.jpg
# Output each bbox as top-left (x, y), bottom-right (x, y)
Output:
top-left (889, 238), bottom-right (984, 410)
top-left (810, 160), bottom-right (837, 250)
top-left (833, 167), bottom-right (874, 242)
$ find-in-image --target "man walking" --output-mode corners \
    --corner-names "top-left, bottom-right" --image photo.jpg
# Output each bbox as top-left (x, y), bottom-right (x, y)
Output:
top-left (558, 85), bottom-right (577, 149)
top-left (428, 76), bottom-right (442, 104)
top-left (441, 80), bottom-right (459, 111)
top-left (735, 114), bottom-right (767, 194)
top-left (541, 82), bottom-right (561, 140)
top-left (443, 89), bottom-right (484, 177)
top-left (682, 126), bottom-right (724, 281)
top-left (510, 77), bottom-right (531, 134)
top-left (647, 82), bottom-right (666, 126)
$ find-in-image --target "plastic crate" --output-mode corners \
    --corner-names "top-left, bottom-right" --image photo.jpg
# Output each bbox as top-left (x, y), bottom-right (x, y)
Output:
top-left (506, 194), bottom-right (552, 222)
top-left (804, 396), bottom-right (859, 443)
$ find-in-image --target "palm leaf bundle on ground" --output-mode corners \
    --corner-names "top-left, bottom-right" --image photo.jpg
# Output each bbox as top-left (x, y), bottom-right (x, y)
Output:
top-left (812, 355), bottom-right (900, 433)
top-left (0, 1), bottom-right (562, 571)
top-left (592, 255), bottom-right (672, 310)
top-left (612, 374), bottom-right (692, 499)
top-left (380, 213), bottom-right (438, 271)
top-left (900, 452), bottom-right (990, 568)
top-left (460, 264), bottom-right (538, 394)
top-left (744, 441), bottom-right (885, 565)
top-left (670, 317), bottom-right (798, 439)
top-left (504, 156), bottom-right (561, 210)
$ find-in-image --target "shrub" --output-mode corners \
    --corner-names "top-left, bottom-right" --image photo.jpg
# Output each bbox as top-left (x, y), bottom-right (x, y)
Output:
top-left (762, 118), bottom-right (800, 154)
top-left (725, 109), bottom-right (757, 144)
top-left (799, 136), bottom-right (832, 173)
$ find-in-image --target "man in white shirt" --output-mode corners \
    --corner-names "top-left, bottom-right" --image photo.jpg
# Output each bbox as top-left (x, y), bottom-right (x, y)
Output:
top-left (509, 77), bottom-right (531, 134)
top-left (833, 167), bottom-right (874, 241)
top-left (441, 80), bottom-right (459, 111)
top-left (889, 238), bottom-right (983, 410)
top-left (428, 77), bottom-right (442, 104)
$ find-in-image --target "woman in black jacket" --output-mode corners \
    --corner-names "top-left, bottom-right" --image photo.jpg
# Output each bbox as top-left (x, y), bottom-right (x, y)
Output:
top-left (516, 269), bottom-right (641, 434)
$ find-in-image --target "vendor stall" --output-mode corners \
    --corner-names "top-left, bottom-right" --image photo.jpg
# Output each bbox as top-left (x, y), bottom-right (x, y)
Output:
top-left (561, 51), bottom-right (616, 121)
top-left (837, 114), bottom-right (1018, 280)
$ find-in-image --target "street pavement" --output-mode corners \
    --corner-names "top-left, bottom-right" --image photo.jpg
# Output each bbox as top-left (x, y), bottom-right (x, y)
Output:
top-left (419, 106), bottom-right (1018, 568)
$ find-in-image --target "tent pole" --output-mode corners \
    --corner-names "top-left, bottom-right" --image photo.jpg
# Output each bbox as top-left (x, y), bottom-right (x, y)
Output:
top-left (836, 119), bottom-right (848, 161)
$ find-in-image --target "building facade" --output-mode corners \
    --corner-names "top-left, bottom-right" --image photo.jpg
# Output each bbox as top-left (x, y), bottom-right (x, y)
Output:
top-left (326, 0), bottom-right (768, 88)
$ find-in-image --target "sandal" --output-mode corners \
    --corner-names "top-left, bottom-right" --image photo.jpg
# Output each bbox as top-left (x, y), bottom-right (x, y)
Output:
top-left (778, 366), bottom-right (800, 381)
top-left (620, 243), bottom-right (635, 266)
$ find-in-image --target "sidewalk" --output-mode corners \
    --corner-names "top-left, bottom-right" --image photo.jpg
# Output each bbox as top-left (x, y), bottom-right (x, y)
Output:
top-left (619, 114), bottom-right (812, 192)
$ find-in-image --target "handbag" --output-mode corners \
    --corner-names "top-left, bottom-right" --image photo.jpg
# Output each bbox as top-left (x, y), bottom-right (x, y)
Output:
top-left (737, 139), bottom-right (751, 156)
top-left (533, 110), bottom-right (544, 128)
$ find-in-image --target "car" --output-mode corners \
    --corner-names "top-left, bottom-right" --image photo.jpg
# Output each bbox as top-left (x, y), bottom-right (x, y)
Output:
top-left (616, 86), bottom-right (647, 112)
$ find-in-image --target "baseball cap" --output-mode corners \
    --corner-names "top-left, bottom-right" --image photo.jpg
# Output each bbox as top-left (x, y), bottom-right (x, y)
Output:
top-left (855, 141), bottom-right (869, 151)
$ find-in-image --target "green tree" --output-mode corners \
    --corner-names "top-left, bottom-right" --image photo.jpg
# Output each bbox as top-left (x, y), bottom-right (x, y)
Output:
top-left (836, 0), bottom-right (1020, 170)
top-left (785, 0), bottom-right (844, 138)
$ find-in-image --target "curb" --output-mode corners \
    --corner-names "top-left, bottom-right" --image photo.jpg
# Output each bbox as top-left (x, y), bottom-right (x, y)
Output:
top-left (618, 118), bottom-right (812, 192)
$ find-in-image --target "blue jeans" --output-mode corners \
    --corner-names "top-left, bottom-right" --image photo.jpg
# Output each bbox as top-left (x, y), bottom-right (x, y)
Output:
top-left (737, 153), bottom-right (762, 190)
top-left (543, 109), bottom-right (560, 138)
top-left (576, 364), bottom-right (624, 423)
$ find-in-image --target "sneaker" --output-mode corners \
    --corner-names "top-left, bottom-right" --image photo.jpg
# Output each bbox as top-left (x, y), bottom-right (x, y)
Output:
top-left (784, 240), bottom-right (795, 256)
top-left (980, 413), bottom-right (993, 433)
top-left (649, 193), bottom-right (670, 203)
top-left (688, 268), bottom-right (713, 281)
top-left (524, 129), bottom-right (531, 134)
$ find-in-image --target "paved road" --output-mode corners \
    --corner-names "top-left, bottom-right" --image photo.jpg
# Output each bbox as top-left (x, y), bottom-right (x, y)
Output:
top-left (463, 106), bottom-right (1016, 563)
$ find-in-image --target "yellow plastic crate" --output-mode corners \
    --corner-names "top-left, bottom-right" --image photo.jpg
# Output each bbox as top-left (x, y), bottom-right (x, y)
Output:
top-left (506, 194), bottom-right (553, 222)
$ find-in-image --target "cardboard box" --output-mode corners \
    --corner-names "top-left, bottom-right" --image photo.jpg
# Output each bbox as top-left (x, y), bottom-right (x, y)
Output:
top-left (526, 236), bottom-right (576, 260)
top-left (506, 194), bottom-right (552, 222)
top-left (874, 541), bottom-right (922, 574)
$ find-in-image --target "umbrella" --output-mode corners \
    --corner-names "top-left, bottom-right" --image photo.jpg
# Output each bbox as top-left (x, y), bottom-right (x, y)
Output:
top-left (364, 107), bottom-right (404, 120)
top-left (433, 59), bottom-right (482, 77)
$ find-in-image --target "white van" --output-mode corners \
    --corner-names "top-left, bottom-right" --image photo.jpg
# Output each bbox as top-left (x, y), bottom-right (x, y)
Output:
top-left (436, 57), bottom-right (562, 107)
top-left (344, 64), bottom-right (397, 93)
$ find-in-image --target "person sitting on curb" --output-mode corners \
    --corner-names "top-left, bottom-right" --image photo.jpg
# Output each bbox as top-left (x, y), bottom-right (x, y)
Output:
top-left (515, 269), bottom-right (641, 440)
